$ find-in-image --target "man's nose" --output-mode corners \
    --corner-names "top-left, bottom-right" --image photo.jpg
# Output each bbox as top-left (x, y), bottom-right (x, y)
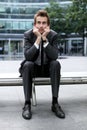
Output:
top-left (40, 23), bottom-right (43, 26)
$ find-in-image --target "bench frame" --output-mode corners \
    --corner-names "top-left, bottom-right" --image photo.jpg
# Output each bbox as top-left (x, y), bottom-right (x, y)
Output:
top-left (0, 72), bottom-right (87, 106)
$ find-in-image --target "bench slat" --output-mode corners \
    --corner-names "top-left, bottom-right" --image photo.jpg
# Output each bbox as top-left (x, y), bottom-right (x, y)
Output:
top-left (0, 76), bottom-right (87, 86)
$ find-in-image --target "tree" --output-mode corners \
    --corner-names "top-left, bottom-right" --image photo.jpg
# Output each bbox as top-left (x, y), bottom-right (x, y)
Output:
top-left (46, 2), bottom-right (67, 33)
top-left (45, 0), bottom-right (87, 55)
top-left (45, 2), bottom-right (67, 45)
top-left (65, 0), bottom-right (87, 55)
top-left (66, 0), bottom-right (87, 32)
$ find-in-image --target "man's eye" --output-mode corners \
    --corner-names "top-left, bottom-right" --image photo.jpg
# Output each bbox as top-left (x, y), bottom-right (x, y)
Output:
top-left (43, 22), bottom-right (46, 24)
top-left (37, 21), bottom-right (41, 24)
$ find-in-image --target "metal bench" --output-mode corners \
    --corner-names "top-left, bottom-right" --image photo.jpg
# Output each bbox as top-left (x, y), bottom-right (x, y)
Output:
top-left (0, 72), bottom-right (87, 106)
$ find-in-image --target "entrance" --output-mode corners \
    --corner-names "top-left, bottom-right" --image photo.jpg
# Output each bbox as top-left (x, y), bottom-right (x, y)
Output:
top-left (10, 40), bottom-right (23, 55)
top-left (0, 40), bottom-right (8, 54)
top-left (70, 40), bottom-right (83, 55)
top-left (0, 40), bottom-right (24, 59)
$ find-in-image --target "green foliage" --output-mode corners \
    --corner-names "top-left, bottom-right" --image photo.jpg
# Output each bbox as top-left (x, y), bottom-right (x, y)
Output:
top-left (45, 0), bottom-right (87, 47)
top-left (66, 0), bottom-right (87, 34)
top-left (45, 0), bottom-right (87, 36)
top-left (45, 1), bottom-right (70, 43)
top-left (45, 2), bottom-right (66, 34)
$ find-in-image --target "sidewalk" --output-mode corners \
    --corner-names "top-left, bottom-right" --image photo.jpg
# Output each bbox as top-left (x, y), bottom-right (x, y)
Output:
top-left (0, 56), bottom-right (87, 130)
top-left (0, 56), bottom-right (87, 73)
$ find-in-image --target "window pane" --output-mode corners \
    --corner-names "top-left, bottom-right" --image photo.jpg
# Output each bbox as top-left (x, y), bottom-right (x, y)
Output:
top-left (25, 21), bottom-right (33, 29)
top-left (20, 22), bottom-right (25, 29)
top-left (12, 21), bottom-right (19, 29)
top-left (0, 6), bottom-right (5, 13)
top-left (0, 21), bottom-right (5, 28)
top-left (6, 21), bottom-right (12, 29)
top-left (11, 7), bottom-right (19, 14)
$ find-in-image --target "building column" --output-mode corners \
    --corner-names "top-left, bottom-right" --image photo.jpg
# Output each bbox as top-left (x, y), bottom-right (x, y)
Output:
top-left (84, 37), bottom-right (87, 56)
top-left (8, 38), bottom-right (11, 58)
top-left (84, 28), bottom-right (87, 56)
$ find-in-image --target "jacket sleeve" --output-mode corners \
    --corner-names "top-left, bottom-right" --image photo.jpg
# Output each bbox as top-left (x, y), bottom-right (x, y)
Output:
top-left (24, 31), bottom-right (39, 61)
top-left (44, 33), bottom-right (58, 60)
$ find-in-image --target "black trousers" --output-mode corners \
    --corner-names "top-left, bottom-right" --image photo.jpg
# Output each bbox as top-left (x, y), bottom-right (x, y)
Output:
top-left (22, 60), bottom-right (61, 102)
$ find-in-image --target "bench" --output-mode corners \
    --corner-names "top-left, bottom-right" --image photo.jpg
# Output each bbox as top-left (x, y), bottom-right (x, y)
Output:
top-left (0, 72), bottom-right (87, 106)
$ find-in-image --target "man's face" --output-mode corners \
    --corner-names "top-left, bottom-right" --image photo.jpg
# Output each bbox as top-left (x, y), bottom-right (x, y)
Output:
top-left (34, 16), bottom-right (48, 34)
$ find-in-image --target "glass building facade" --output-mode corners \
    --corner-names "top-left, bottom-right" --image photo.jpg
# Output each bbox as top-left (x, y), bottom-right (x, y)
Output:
top-left (0, 0), bottom-right (85, 59)
top-left (0, 0), bottom-right (50, 59)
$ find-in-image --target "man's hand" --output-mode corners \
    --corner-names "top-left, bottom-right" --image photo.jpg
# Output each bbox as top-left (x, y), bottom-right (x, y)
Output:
top-left (33, 26), bottom-right (41, 37)
top-left (33, 26), bottom-right (41, 45)
top-left (42, 26), bottom-right (50, 41)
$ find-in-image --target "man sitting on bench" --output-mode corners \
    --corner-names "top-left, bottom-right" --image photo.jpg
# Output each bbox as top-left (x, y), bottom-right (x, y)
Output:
top-left (20, 10), bottom-right (65, 120)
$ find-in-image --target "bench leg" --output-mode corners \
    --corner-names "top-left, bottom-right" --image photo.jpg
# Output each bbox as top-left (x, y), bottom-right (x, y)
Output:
top-left (32, 82), bottom-right (37, 106)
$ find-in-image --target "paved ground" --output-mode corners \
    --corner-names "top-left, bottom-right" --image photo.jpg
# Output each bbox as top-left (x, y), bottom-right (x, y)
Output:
top-left (0, 56), bottom-right (87, 130)
top-left (0, 56), bottom-right (87, 73)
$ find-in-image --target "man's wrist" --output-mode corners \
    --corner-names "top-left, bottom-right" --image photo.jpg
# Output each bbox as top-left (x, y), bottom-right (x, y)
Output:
top-left (34, 42), bottom-right (39, 49)
top-left (43, 42), bottom-right (49, 48)
top-left (43, 39), bottom-right (47, 43)
top-left (42, 36), bottom-right (47, 41)
top-left (42, 38), bottom-right (48, 43)
top-left (43, 38), bottom-right (49, 48)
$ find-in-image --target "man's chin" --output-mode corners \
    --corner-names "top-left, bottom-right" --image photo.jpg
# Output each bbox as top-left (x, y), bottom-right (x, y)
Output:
top-left (39, 30), bottom-right (44, 34)
top-left (40, 31), bottom-right (44, 34)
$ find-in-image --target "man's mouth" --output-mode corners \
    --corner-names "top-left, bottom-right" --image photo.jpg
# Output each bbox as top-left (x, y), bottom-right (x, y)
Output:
top-left (39, 28), bottom-right (44, 33)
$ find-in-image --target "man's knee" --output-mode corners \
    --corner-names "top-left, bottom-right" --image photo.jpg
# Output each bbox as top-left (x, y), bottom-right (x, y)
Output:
top-left (50, 60), bottom-right (61, 69)
top-left (23, 61), bottom-right (34, 69)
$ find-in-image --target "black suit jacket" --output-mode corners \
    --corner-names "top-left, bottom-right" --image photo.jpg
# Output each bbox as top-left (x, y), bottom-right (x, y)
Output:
top-left (19, 29), bottom-right (59, 76)
top-left (24, 29), bottom-right (58, 61)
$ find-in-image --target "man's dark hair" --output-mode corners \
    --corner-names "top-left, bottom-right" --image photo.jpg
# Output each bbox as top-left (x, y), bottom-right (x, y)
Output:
top-left (34, 10), bottom-right (50, 25)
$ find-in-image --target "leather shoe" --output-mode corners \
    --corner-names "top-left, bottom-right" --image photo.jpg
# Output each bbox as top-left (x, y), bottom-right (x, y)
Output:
top-left (22, 104), bottom-right (32, 120)
top-left (51, 103), bottom-right (65, 119)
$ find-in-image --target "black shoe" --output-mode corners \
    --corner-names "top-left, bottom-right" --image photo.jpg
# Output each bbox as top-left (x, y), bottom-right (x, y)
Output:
top-left (51, 103), bottom-right (65, 119)
top-left (22, 104), bottom-right (32, 120)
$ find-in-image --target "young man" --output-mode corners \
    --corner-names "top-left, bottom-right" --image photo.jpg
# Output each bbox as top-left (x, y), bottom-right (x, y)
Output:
top-left (21, 10), bottom-right (65, 120)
